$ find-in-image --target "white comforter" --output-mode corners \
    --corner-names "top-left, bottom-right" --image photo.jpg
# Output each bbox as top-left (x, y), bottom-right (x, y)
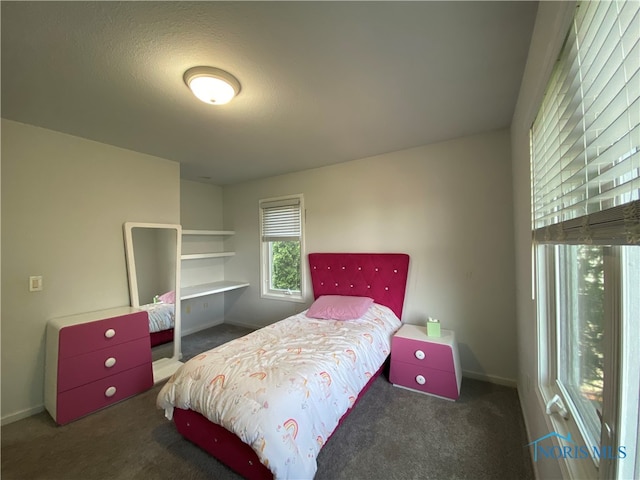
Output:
top-left (156, 303), bottom-right (401, 479)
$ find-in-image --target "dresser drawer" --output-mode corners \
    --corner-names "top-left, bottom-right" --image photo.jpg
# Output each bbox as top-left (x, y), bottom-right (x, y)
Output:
top-left (57, 337), bottom-right (152, 392)
top-left (58, 311), bottom-right (149, 358)
top-left (56, 363), bottom-right (153, 425)
top-left (391, 336), bottom-right (454, 372)
top-left (390, 361), bottom-right (459, 400)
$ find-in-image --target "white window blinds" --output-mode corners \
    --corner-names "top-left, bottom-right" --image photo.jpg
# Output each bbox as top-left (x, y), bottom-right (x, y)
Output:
top-left (260, 197), bottom-right (301, 242)
top-left (532, 0), bottom-right (640, 245)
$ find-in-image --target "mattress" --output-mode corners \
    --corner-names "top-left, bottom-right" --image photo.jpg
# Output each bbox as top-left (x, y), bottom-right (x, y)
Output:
top-left (156, 303), bottom-right (401, 479)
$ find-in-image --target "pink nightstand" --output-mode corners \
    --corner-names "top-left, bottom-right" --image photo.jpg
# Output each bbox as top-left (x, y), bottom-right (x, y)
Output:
top-left (389, 323), bottom-right (461, 400)
top-left (45, 307), bottom-right (154, 425)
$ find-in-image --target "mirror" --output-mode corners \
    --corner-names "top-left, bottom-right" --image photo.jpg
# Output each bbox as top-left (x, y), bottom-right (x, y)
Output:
top-left (124, 222), bottom-right (182, 383)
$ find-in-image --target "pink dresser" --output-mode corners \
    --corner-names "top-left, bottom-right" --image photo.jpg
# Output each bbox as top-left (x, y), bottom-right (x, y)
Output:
top-left (45, 307), bottom-right (153, 425)
top-left (389, 324), bottom-right (461, 400)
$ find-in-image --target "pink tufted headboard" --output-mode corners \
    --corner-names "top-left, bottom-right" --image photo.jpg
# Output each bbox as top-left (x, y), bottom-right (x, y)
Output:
top-left (308, 253), bottom-right (410, 319)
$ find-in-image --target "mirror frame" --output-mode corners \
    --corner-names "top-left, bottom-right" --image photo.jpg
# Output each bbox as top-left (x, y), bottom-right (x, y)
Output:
top-left (124, 222), bottom-right (182, 383)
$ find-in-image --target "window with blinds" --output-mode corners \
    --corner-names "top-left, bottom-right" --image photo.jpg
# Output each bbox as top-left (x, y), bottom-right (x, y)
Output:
top-left (531, 3), bottom-right (640, 479)
top-left (531, 0), bottom-right (639, 245)
top-left (259, 195), bottom-right (305, 301)
top-left (260, 198), bottom-right (302, 242)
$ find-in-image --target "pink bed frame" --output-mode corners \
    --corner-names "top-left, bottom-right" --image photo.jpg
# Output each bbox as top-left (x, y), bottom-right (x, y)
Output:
top-left (150, 328), bottom-right (174, 347)
top-left (172, 253), bottom-right (410, 479)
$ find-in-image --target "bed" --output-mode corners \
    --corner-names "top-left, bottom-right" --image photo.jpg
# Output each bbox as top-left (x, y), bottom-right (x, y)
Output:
top-left (141, 303), bottom-right (174, 347)
top-left (140, 291), bottom-right (176, 347)
top-left (156, 253), bottom-right (410, 479)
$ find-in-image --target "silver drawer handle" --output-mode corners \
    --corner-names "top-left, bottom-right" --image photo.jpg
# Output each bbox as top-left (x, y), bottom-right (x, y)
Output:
top-left (415, 375), bottom-right (426, 385)
top-left (105, 386), bottom-right (117, 397)
top-left (414, 349), bottom-right (425, 360)
top-left (104, 328), bottom-right (116, 339)
top-left (104, 357), bottom-right (117, 368)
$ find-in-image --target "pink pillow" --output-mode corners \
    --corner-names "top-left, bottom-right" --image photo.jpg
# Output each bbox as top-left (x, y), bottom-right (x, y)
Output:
top-left (306, 295), bottom-right (374, 320)
top-left (158, 290), bottom-right (176, 304)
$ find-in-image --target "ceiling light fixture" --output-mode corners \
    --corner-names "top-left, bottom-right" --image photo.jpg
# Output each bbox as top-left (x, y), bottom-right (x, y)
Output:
top-left (183, 66), bottom-right (241, 105)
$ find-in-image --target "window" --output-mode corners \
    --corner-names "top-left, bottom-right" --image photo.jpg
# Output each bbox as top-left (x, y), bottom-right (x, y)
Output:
top-left (531, 1), bottom-right (639, 478)
top-left (259, 195), bottom-right (305, 302)
top-left (556, 245), bottom-right (605, 449)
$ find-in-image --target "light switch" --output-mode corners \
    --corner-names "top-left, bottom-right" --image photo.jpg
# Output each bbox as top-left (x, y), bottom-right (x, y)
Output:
top-left (29, 276), bottom-right (43, 292)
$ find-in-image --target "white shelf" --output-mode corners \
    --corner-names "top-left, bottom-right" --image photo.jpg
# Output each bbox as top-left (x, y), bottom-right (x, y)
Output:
top-left (181, 252), bottom-right (235, 260)
top-left (181, 281), bottom-right (250, 300)
top-left (182, 230), bottom-right (235, 236)
top-left (180, 229), bottom-right (245, 301)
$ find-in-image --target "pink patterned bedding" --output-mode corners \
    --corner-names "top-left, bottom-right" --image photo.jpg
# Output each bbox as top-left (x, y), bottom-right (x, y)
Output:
top-left (138, 302), bottom-right (174, 333)
top-left (156, 303), bottom-right (401, 479)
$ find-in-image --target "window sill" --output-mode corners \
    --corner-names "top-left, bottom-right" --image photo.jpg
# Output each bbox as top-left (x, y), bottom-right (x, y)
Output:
top-left (260, 292), bottom-right (306, 303)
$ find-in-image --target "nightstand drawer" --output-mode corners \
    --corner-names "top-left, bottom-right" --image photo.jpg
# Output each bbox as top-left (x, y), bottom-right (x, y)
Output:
top-left (56, 363), bottom-right (153, 425)
top-left (57, 337), bottom-right (152, 392)
top-left (390, 361), bottom-right (459, 400)
top-left (58, 311), bottom-right (149, 358)
top-left (391, 335), bottom-right (454, 372)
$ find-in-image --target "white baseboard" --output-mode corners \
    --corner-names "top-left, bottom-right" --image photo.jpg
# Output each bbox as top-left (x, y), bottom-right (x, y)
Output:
top-left (1, 404), bottom-right (45, 426)
top-left (181, 318), bottom-right (225, 337)
top-left (462, 369), bottom-right (517, 388)
top-left (223, 319), bottom-right (265, 331)
top-left (517, 385), bottom-right (542, 480)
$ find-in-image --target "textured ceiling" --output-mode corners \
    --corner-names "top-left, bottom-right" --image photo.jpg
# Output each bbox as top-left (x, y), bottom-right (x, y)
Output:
top-left (1, 1), bottom-right (538, 185)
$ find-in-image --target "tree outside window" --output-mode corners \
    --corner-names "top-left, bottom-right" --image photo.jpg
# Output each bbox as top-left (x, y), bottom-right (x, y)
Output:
top-left (270, 241), bottom-right (301, 292)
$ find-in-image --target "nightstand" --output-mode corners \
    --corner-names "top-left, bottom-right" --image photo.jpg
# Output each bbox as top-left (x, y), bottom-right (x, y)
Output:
top-left (45, 307), bottom-right (154, 424)
top-left (389, 323), bottom-right (461, 400)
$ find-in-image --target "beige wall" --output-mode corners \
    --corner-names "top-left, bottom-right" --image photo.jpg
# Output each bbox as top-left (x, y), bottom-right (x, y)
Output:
top-left (223, 129), bottom-right (518, 384)
top-left (180, 179), bottom-right (223, 230)
top-left (511, 2), bottom-right (575, 479)
top-left (1, 119), bottom-right (180, 424)
top-left (179, 180), bottom-right (225, 335)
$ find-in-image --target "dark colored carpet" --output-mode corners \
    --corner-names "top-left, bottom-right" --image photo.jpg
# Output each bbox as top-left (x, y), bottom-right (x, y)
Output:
top-left (1, 324), bottom-right (534, 480)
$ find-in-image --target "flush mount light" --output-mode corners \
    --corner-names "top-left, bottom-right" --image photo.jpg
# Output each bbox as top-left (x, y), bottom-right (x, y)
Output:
top-left (183, 66), bottom-right (241, 105)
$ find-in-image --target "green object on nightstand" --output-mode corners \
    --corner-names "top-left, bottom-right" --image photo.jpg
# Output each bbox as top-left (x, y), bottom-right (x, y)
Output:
top-left (427, 317), bottom-right (441, 337)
